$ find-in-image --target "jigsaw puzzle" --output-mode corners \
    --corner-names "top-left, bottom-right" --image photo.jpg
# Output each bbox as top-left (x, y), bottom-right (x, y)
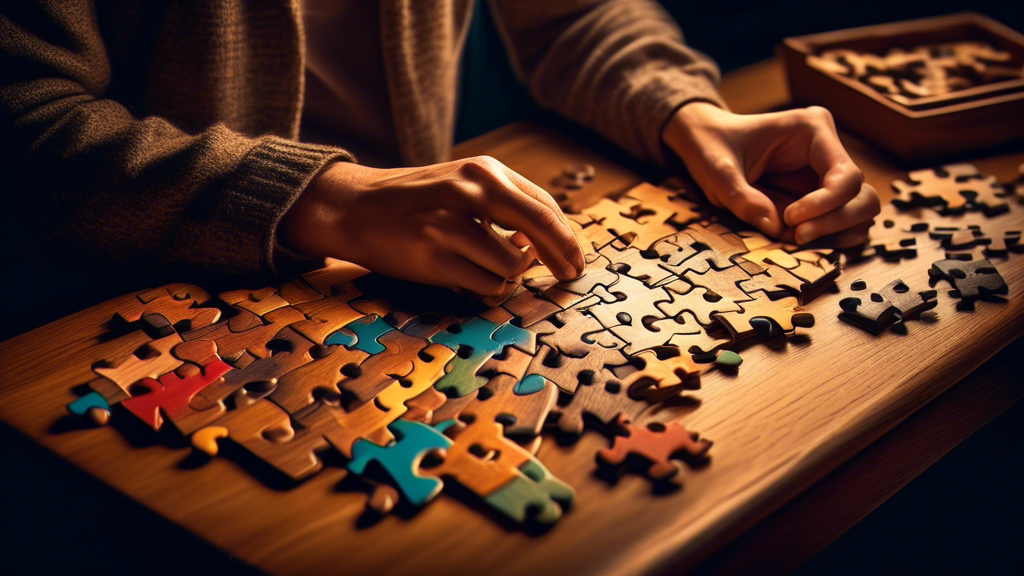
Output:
top-left (61, 165), bottom-right (1018, 529)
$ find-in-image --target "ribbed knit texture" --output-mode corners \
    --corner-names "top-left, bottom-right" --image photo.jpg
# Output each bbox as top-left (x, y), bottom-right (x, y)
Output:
top-left (1, 0), bottom-right (723, 278)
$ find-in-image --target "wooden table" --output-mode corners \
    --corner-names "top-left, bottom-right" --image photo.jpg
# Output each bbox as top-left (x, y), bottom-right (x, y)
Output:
top-left (2, 58), bottom-right (1022, 575)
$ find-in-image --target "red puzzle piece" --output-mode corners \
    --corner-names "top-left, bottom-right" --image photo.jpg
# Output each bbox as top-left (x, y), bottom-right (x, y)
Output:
top-left (121, 359), bottom-right (232, 431)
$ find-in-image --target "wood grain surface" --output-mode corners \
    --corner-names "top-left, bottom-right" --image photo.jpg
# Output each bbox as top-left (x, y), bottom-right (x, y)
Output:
top-left (1, 58), bottom-right (1022, 575)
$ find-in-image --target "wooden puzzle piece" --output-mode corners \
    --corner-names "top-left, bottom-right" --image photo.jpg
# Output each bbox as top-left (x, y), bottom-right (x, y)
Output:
top-left (195, 399), bottom-right (331, 480)
top-left (532, 308), bottom-right (626, 357)
top-left (289, 287), bottom-right (365, 344)
top-left (120, 358), bottom-right (232, 431)
top-left (929, 258), bottom-right (1009, 300)
top-left (182, 306), bottom-right (306, 361)
top-left (270, 343), bottom-right (370, 414)
top-left (276, 278), bottom-right (324, 305)
top-left (838, 279), bottom-right (901, 334)
top-left (892, 163), bottom-right (1001, 214)
top-left (339, 330), bottom-right (427, 403)
top-left (115, 285), bottom-right (221, 332)
top-left (651, 232), bottom-right (704, 270)
top-left (553, 373), bottom-right (648, 435)
top-left (347, 420), bottom-right (455, 507)
top-left (188, 327), bottom-right (317, 415)
top-left (621, 348), bottom-right (701, 393)
top-left (713, 293), bottom-right (813, 340)
top-left (90, 333), bottom-right (184, 403)
top-left (682, 221), bottom-right (749, 269)
top-left (684, 264), bottom-right (754, 304)
top-left (656, 280), bottom-right (743, 327)
top-left (219, 287), bottom-right (289, 317)
top-left (736, 231), bottom-right (800, 269)
top-left (596, 415), bottom-right (712, 482)
top-left (622, 182), bottom-right (703, 228)
top-left (450, 374), bottom-right (557, 437)
top-left (603, 247), bottom-right (677, 288)
top-left (877, 279), bottom-right (938, 320)
top-left (431, 419), bottom-right (574, 524)
top-left (737, 264), bottom-right (804, 301)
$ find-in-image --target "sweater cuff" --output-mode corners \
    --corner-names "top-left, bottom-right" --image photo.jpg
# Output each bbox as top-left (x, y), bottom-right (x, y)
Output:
top-left (220, 137), bottom-right (354, 278)
top-left (643, 72), bottom-right (727, 168)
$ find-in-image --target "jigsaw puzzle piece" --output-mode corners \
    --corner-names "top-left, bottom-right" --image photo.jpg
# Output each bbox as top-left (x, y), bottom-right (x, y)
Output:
top-left (339, 330), bottom-right (427, 403)
top-left (656, 280), bottom-right (743, 327)
top-left (120, 358), bottom-right (232, 431)
top-left (429, 317), bottom-right (535, 397)
top-left (269, 343), bottom-right (370, 413)
top-left (877, 279), bottom-right (938, 320)
top-left (683, 264), bottom-right (754, 304)
top-left (621, 348), bottom-right (701, 393)
top-left (596, 415), bottom-right (712, 482)
top-left (603, 246), bottom-right (676, 288)
top-left (838, 279), bottom-right (901, 334)
top-left (347, 419), bottom-right (455, 507)
top-left (713, 293), bottom-right (814, 339)
top-left (929, 258), bottom-right (1009, 300)
top-left (187, 327), bottom-right (317, 416)
top-left (289, 286), bottom-right (365, 344)
top-left (553, 372), bottom-right (648, 435)
top-left (452, 374), bottom-right (557, 436)
top-left (182, 306), bottom-right (306, 361)
top-left (193, 399), bottom-right (330, 480)
top-left (219, 287), bottom-right (290, 317)
top-left (90, 333), bottom-right (184, 404)
top-left (622, 182), bottom-right (703, 228)
top-left (114, 285), bottom-right (221, 333)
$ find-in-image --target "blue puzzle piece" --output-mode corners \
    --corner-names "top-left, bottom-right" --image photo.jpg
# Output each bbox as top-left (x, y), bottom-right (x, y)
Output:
top-left (430, 318), bottom-right (537, 397)
top-left (323, 329), bottom-right (356, 348)
top-left (513, 374), bottom-right (546, 396)
top-left (345, 315), bottom-right (394, 354)
top-left (66, 391), bottom-right (110, 416)
top-left (347, 420), bottom-right (455, 507)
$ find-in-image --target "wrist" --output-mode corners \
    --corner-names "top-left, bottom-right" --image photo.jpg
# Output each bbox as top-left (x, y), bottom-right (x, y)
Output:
top-left (279, 161), bottom-right (367, 260)
top-left (661, 101), bottom-right (726, 159)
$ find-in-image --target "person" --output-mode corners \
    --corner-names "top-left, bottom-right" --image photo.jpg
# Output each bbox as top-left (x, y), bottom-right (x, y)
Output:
top-left (0, 1), bottom-right (879, 300)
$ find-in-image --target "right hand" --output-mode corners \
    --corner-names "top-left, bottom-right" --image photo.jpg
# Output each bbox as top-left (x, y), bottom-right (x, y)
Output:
top-left (280, 156), bottom-right (585, 297)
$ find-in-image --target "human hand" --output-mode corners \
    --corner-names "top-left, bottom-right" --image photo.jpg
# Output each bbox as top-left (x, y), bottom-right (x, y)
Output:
top-left (279, 156), bottom-right (584, 297)
top-left (662, 102), bottom-right (880, 246)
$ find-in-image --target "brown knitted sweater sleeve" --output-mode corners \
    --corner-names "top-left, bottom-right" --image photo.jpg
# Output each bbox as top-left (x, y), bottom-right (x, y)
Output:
top-left (0, 2), bottom-right (351, 279)
top-left (488, 0), bottom-right (726, 166)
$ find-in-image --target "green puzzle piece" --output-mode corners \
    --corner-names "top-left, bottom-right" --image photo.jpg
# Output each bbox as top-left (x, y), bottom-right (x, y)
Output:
top-left (430, 318), bottom-right (534, 397)
top-left (347, 419), bottom-right (455, 507)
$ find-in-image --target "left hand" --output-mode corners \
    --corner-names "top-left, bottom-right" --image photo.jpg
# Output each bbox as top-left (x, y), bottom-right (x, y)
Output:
top-left (662, 102), bottom-right (880, 247)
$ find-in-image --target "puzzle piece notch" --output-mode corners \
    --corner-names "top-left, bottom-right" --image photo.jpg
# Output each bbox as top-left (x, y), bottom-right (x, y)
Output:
top-left (837, 279), bottom-right (901, 334)
top-left (429, 317), bottom-right (535, 398)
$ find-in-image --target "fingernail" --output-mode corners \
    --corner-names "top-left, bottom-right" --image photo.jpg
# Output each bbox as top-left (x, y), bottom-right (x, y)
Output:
top-left (755, 216), bottom-right (775, 236)
top-left (566, 246), bottom-right (585, 278)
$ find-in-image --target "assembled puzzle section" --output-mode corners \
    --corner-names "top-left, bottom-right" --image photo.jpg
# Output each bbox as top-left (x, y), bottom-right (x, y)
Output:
top-left (64, 178), bottom-right (850, 528)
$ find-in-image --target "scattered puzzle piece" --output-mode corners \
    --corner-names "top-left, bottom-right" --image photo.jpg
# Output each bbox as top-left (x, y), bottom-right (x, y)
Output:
top-left (596, 415), bottom-right (712, 482)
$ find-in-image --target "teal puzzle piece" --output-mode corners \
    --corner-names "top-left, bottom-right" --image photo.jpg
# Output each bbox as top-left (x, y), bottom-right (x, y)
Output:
top-left (344, 315), bottom-right (393, 354)
top-left (66, 391), bottom-right (110, 416)
top-left (513, 374), bottom-right (546, 396)
top-left (429, 318), bottom-right (535, 397)
top-left (347, 419), bottom-right (455, 507)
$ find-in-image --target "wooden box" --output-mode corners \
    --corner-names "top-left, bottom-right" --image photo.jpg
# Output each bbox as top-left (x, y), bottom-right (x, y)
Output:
top-left (779, 12), bottom-right (1024, 162)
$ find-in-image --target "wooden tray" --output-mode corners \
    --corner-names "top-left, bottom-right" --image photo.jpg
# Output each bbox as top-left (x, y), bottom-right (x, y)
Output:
top-left (779, 12), bottom-right (1024, 162)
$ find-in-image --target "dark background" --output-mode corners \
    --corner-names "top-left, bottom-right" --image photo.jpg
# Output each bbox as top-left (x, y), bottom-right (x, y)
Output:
top-left (4, 2), bottom-right (1024, 574)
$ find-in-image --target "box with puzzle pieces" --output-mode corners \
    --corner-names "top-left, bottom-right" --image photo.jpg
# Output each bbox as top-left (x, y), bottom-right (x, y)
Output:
top-left (780, 12), bottom-right (1024, 161)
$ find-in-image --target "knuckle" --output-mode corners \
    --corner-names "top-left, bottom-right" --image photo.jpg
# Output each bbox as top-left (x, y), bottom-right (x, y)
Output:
top-left (461, 155), bottom-right (503, 178)
top-left (806, 105), bottom-right (833, 122)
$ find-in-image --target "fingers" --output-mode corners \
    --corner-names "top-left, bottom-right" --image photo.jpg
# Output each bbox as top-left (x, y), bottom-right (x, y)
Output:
top-left (457, 157), bottom-right (583, 280)
top-left (442, 215), bottom-right (529, 280)
top-left (695, 150), bottom-right (783, 237)
top-left (434, 252), bottom-right (510, 297)
top-left (783, 108), bottom-right (863, 226)
top-left (794, 183), bottom-right (880, 245)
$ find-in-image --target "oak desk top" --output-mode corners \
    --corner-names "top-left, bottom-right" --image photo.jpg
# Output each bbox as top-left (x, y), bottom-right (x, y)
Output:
top-left (1, 58), bottom-right (1022, 575)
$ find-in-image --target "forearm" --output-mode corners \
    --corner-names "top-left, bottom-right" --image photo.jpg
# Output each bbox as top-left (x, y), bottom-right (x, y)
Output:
top-left (1, 3), bottom-right (352, 278)
top-left (490, 0), bottom-right (726, 165)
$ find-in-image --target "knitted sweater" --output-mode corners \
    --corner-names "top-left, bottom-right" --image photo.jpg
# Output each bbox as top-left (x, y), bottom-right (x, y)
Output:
top-left (0, 0), bottom-right (724, 280)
